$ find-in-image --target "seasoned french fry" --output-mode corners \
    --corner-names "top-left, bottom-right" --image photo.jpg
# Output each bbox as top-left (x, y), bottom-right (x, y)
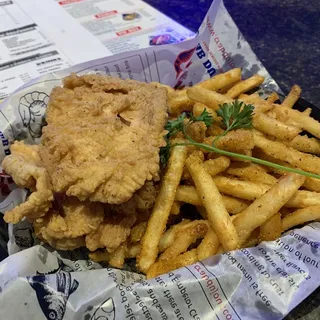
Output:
top-left (196, 68), bottom-right (241, 91)
top-left (186, 153), bottom-right (239, 251)
top-left (216, 129), bottom-right (255, 152)
top-left (254, 149), bottom-right (320, 192)
top-left (250, 163), bottom-right (269, 172)
top-left (181, 166), bottom-right (191, 181)
top-left (226, 75), bottom-right (265, 98)
top-left (221, 195), bottom-right (250, 214)
top-left (138, 145), bottom-right (187, 273)
top-left (238, 93), bottom-right (249, 100)
top-left (272, 104), bottom-right (320, 139)
top-left (303, 177), bottom-right (320, 193)
top-left (247, 93), bottom-right (261, 100)
top-left (193, 102), bottom-right (217, 118)
top-left (170, 201), bottom-right (181, 215)
top-left (281, 85), bottom-right (301, 109)
top-left (175, 185), bottom-right (249, 214)
top-left (259, 212), bottom-right (282, 242)
top-left (187, 87), bottom-right (233, 110)
top-left (186, 121), bottom-right (207, 142)
top-left (302, 108), bottom-right (312, 116)
top-left (230, 149), bottom-right (253, 163)
top-left (240, 95), bottom-right (274, 113)
top-left (243, 228), bottom-right (260, 248)
top-left (253, 133), bottom-right (320, 174)
top-left (253, 112), bottom-right (301, 141)
top-left (159, 220), bottom-right (209, 260)
top-left (266, 92), bottom-right (280, 103)
top-left (218, 81), bottom-right (242, 94)
top-left (146, 249), bottom-right (198, 279)
top-left (233, 173), bottom-right (305, 244)
top-left (197, 228), bottom-right (220, 260)
top-left (184, 174), bottom-right (319, 207)
top-left (213, 176), bottom-right (270, 200)
top-left (158, 219), bottom-right (191, 253)
top-left (289, 135), bottom-right (320, 155)
top-left (252, 148), bottom-right (284, 168)
top-left (203, 157), bottom-right (231, 176)
top-left (267, 105), bottom-right (286, 122)
top-left (282, 206), bottom-right (320, 231)
top-left (206, 125), bottom-right (225, 136)
top-left (286, 190), bottom-right (320, 208)
top-left (227, 164), bottom-right (277, 185)
top-left (217, 175), bottom-right (320, 208)
top-left (175, 185), bottom-right (201, 206)
top-left (204, 129), bottom-right (254, 154)
top-left (182, 156), bottom-right (228, 180)
top-left (168, 90), bottom-right (194, 115)
top-left (89, 245), bottom-right (128, 268)
top-left (239, 92), bottom-right (262, 103)
top-left (129, 222), bottom-right (147, 243)
top-left (214, 177), bottom-right (320, 208)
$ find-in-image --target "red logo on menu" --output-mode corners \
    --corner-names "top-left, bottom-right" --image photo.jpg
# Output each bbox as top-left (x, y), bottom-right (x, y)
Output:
top-left (116, 26), bottom-right (141, 36)
top-left (174, 47), bottom-right (196, 78)
top-left (59, 0), bottom-right (82, 5)
top-left (95, 11), bottom-right (118, 19)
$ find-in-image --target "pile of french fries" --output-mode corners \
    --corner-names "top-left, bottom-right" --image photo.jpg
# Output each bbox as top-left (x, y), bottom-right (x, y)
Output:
top-left (93, 69), bottom-right (320, 278)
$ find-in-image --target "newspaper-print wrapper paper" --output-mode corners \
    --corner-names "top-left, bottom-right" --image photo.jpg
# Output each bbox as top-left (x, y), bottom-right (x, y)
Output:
top-left (0, 0), bottom-right (318, 319)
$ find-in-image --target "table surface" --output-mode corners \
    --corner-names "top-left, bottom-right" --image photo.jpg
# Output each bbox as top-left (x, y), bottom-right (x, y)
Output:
top-left (145, 0), bottom-right (320, 107)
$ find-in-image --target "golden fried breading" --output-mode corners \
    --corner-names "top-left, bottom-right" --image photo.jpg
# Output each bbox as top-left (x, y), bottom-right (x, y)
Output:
top-left (133, 181), bottom-right (158, 210)
top-left (86, 210), bottom-right (136, 252)
top-left (34, 217), bottom-right (85, 251)
top-left (185, 121), bottom-right (207, 142)
top-left (40, 74), bottom-right (168, 204)
top-left (2, 141), bottom-right (53, 223)
top-left (35, 196), bottom-right (104, 239)
top-left (107, 181), bottom-right (157, 226)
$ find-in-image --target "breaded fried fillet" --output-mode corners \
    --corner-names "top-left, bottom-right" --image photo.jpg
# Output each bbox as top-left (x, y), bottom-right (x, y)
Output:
top-left (40, 74), bottom-right (168, 204)
top-left (2, 141), bottom-right (53, 223)
top-left (34, 196), bottom-right (104, 240)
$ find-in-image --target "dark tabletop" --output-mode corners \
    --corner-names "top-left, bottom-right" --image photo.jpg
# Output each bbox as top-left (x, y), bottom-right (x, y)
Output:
top-left (145, 0), bottom-right (320, 107)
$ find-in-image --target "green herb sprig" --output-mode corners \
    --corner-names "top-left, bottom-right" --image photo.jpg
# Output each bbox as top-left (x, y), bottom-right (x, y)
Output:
top-left (217, 100), bottom-right (254, 134)
top-left (160, 101), bottom-right (320, 180)
top-left (160, 109), bottom-right (212, 165)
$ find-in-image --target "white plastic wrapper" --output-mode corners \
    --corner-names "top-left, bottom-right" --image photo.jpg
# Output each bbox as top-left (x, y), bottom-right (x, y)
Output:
top-left (0, 1), bottom-right (319, 319)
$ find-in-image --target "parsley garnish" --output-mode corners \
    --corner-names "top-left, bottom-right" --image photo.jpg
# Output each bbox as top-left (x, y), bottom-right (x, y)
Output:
top-left (159, 101), bottom-right (320, 180)
top-left (160, 110), bottom-right (213, 166)
top-left (217, 100), bottom-right (254, 135)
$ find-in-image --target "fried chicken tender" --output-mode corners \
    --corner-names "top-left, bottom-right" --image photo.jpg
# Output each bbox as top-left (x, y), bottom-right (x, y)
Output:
top-left (2, 141), bottom-right (53, 223)
top-left (33, 196), bottom-right (103, 250)
top-left (39, 74), bottom-right (168, 204)
top-left (133, 181), bottom-right (157, 210)
top-left (35, 196), bottom-right (104, 239)
top-left (85, 211), bottom-right (136, 252)
top-left (85, 181), bottom-right (157, 252)
top-left (34, 216), bottom-right (85, 251)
